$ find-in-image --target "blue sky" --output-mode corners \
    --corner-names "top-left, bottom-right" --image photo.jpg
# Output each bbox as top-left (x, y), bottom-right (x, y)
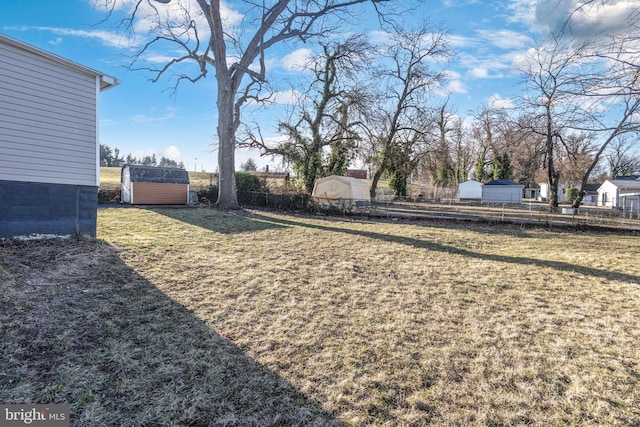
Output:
top-left (0, 0), bottom-right (632, 172)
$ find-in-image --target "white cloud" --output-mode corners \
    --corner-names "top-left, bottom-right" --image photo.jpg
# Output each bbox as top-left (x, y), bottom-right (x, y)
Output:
top-left (459, 51), bottom-right (513, 80)
top-left (41, 27), bottom-right (131, 48)
top-left (269, 89), bottom-right (302, 105)
top-left (557, 1), bottom-right (640, 39)
top-left (88, 0), bottom-right (243, 46)
top-left (282, 48), bottom-right (313, 71)
top-left (143, 53), bottom-right (179, 64)
top-left (508, 0), bottom-right (640, 40)
top-left (442, 0), bottom-right (481, 7)
top-left (469, 67), bottom-right (489, 78)
top-left (128, 105), bottom-right (177, 123)
top-left (487, 93), bottom-right (515, 109)
top-left (446, 79), bottom-right (468, 94)
top-left (447, 34), bottom-right (478, 48)
top-left (506, 0), bottom-right (539, 29)
top-left (4, 25), bottom-right (131, 48)
top-left (476, 29), bottom-right (532, 50)
top-left (164, 145), bottom-right (181, 159)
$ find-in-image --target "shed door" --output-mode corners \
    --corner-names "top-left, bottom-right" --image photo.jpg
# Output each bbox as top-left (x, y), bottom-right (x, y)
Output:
top-left (122, 169), bottom-right (132, 203)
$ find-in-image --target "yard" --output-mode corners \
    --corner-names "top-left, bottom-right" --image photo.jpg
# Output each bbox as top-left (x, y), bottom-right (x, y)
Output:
top-left (1, 208), bottom-right (640, 425)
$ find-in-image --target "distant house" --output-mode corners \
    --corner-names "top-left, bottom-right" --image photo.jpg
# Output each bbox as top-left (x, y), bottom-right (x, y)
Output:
top-left (481, 179), bottom-right (524, 204)
top-left (538, 182), bottom-right (600, 206)
top-left (597, 178), bottom-right (640, 210)
top-left (581, 183), bottom-right (600, 207)
top-left (458, 180), bottom-right (482, 200)
top-left (0, 34), bottom-right (118, 238)
top-left (345, 169), bottom-right (368, 179)
top-left (524, 187), bottom-right (540, 199)
top-left (538, 182), bottom-right (570, 203)
top-left (121, 165), bottom-right (190, 205)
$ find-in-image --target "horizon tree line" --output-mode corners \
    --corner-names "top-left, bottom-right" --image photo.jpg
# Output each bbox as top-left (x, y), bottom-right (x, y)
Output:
top-left (100, 144), bottom-right (185, 169)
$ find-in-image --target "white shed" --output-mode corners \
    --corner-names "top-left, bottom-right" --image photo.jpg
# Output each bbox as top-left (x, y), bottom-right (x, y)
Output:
top-left (481, 179), bottom-right (523, 204)
top-left (0, 34), bottom-right (118, 238)
top-left (312, 175), bottom-right (370, 209)
top-left (458, 180), bottom-right (483, 200)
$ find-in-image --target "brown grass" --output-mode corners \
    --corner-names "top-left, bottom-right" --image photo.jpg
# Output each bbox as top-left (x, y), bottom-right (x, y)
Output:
top-left (2, 208), bottom-right (640, 426)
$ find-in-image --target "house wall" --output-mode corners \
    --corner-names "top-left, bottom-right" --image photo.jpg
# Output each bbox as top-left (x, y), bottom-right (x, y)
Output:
top-left (538, 183), bottom-right (567, 202)
top-left (0, 35), bottom-right (110, 238)
top-left (597, 181), bottom-right (618, 208)
top-left (130, 183), bottom-right (189, 205)
top-left (0, 40), bottom-right (99, 187)
top-left (0, 181), bottom-right (97, 238)
top-left (458, 181), bottom-right (482, 200)
top-left (582, 194), bottom-right (598, 206)
top-left (482, 187), bottom-right (523, 203)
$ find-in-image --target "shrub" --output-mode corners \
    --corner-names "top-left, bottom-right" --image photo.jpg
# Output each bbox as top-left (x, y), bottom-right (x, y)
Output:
top-left (566, 187), bottom-right (579, 204)
top-left (235, 172), bottom-right (263, 193)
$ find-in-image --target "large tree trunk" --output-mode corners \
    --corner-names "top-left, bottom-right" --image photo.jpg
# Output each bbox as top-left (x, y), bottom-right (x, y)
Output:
top-left (215, 82), bottom-right (240, 210)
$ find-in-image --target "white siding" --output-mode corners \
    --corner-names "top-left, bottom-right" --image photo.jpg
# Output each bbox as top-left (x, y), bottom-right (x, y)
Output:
top-left (458, 180), bottom-right (482, 200)
top-left (0, 40), bottom-right (98, 186)
top-left (482, 187), bottom-right (523, 203)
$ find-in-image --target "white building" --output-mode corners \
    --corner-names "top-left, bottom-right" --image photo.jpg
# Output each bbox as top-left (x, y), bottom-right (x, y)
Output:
top-left (0, 34), bottom-right (118, 238)
top-left (458, 179), bottom-right (483, 200)
top-left (481, 180), bottom-right (524, 204)
top-left (597, 178), bottom-right (640, 210)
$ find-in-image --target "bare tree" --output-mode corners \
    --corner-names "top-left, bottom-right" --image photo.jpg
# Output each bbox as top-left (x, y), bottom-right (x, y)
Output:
top-left (98, 0), bottom-right (393, 208)
top-left (569, 39), bottom-right (640, 207)
top-left (607, 136), bottom-right (640, 177)
top-left (552, 0), bottom-right (640, 207)
top-left (364, 26), bottom-right (450, 201)
top-left (240, 35), bottom-right (371, 193)
top-left (516, 34), bottom-right (595, 208)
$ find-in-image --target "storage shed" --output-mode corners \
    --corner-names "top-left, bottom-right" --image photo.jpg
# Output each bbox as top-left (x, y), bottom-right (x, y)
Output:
top-left (481, 179), bottom-right (524, 204)
top-left (122, 165), bottom-right (190, 205)
top-left (312, 175), bottom-right (370, 208)
top-left (0, 34), bottom-right (118, 239)
top-left (458, 180), bottom-right (483, 200)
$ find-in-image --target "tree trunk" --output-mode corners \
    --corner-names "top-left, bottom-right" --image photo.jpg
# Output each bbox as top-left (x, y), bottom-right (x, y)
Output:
top-left (546, 109), bottom-right (559, 210)
top-left (215, 82), bottom-right (240, 210)
top-left (370, 148), bottom-right (391, 202)
top-left (370, 167), bottom-right (384, 202)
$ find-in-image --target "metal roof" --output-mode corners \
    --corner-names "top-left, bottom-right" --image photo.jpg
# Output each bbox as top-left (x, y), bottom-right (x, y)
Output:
top-left (123, 165), bottom-right (190, 184)
top-left (483, 179), bottom-right (523, 186)
top-left (605, 179), bottom-right (640, 190)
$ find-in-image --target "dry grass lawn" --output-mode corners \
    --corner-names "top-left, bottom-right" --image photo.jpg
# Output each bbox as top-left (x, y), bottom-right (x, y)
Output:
top-left (2, 207), bottom-right (640, 426)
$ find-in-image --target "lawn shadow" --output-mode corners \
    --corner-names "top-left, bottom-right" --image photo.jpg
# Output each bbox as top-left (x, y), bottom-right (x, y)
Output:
top-left (152, 207), bottom-right (289, 234)
top-left (0, 238), bottom-right (345, 426)
top-left (249, 212), bottom-right (640, 286)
